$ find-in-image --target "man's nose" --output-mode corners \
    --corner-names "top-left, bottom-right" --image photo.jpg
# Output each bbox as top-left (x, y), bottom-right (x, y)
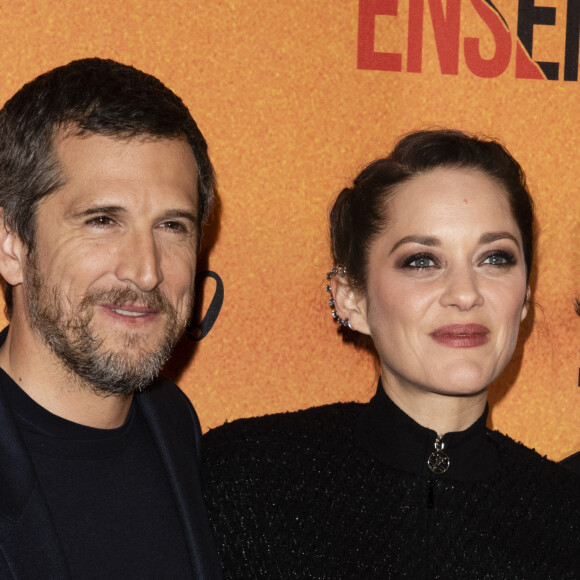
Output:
top-left (114, 230), bottom-right (163, 292)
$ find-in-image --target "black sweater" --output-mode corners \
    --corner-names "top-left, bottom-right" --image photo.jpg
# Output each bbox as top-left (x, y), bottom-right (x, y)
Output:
top-left (202, 385), bottom-right (580, 579)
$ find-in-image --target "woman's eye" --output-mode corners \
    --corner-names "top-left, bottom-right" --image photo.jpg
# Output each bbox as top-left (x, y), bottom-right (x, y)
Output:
top-left (482, 251), bottom-right (514, 267)
top-left (403, 254), bottom-right (437, 269)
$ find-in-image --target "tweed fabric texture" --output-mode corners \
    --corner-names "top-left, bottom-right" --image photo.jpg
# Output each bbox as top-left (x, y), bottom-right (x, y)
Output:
top-left (202, 397), bottom-right (580, 579)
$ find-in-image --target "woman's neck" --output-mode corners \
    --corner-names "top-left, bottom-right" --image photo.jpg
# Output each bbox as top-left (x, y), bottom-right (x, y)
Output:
top-left (381, 378), bottom-right (488, 435)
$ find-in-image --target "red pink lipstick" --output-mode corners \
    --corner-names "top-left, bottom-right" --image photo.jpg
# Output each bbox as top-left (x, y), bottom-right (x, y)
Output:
top-left (430, 324), bottom-right (490, 348)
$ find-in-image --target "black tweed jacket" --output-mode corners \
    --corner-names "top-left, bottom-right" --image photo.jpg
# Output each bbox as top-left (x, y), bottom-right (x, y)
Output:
top-left (203, 386), bottom-right (580, 579)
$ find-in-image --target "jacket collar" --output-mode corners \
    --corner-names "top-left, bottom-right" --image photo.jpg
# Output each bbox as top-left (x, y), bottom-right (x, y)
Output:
top-left (137, 380), bottom-right (222, 579)
top-left (355, 379), bottom-right (499, 481)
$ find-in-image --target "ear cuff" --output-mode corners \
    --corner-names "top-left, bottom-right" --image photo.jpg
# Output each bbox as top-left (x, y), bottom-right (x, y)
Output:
top-left (325, 265), bottom-right (350, 328)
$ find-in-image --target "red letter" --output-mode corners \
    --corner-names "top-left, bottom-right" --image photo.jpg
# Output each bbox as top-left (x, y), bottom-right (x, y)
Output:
top-left (407, 0), bottom-right (425, 72)
top-left (429, 0), bottom-right (461, 75)
top-left (464, 0), bottom-right (511, 78)
top-left (358, 0), bottom-right (402, 71)
top-left (515, 42), bottom-right (544, 79)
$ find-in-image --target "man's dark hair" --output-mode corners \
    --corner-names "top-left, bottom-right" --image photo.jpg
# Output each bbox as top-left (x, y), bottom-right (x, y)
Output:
top-left (0, 57), bottom-right (216, 317)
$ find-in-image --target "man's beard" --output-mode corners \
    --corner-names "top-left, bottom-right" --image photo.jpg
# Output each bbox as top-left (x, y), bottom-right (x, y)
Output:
top-left (23, 253), bottom-right (191, 396)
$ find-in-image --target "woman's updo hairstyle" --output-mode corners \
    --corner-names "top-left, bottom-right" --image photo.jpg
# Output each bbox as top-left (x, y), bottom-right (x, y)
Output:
top-left (330, 129), bottom-right (535, 291)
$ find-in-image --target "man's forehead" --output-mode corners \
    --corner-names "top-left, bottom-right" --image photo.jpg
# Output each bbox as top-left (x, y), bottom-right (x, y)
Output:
top-left (46, 133), bottom-right (199, 215)
top-left (54, 130), bottom-right (193, 165)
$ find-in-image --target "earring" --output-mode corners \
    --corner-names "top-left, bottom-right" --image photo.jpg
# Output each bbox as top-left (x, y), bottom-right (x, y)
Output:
top-left (326, 265), bottom-right (350, 328)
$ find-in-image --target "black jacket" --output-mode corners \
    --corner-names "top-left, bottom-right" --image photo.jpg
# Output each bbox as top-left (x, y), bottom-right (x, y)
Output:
top-left (0, 373), bottom-right (222, 579)
top-left (203, 385), bottom-right (580, 579)
top-left (561, 449), bottom-right (580, 476)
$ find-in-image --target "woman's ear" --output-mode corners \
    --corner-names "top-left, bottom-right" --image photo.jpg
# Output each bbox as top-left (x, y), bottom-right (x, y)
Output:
top-left (331, 275), bottom-right (371, 335)
top-left (521, 285), bottom-right (531, 322)
top-left (0, 209), bottom-right (25, 287)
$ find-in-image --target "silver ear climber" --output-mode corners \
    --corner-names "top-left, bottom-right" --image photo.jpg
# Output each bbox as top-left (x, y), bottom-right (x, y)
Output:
top-left (325, 265), bottom-right (350, 328)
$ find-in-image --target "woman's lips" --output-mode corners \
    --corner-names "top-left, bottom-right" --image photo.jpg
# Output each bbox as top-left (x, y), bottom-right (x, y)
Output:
top-left (430, 324), bottom-right (490, 348)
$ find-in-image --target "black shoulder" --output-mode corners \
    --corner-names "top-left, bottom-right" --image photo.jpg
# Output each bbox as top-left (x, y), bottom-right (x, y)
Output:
top-left (141, 376), bottom-right (198, 417)
top-left (489, 430), bottom-right (580, 495)
top-left (203, 401), bottom-right (363, 455)
top-left (202, 401), bottom-right (364, 488)
top-left (137, 376), bottom-right (202, 454)
top-left (561, 449), bottom-right (580, 477)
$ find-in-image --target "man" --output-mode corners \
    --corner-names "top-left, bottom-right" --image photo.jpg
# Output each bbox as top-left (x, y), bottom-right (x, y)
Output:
top-left (0, 58), bottom-right (221, 578)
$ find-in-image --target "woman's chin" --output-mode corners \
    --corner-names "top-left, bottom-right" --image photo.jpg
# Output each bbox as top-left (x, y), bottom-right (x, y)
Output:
top-left (424, 363), bottom-right (493, 397)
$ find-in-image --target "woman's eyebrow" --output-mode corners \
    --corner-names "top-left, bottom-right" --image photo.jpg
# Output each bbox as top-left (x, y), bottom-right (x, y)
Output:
top-left (389, 235), bottom-right (440, 255)
top-left (479, 232), bottom-right (521, 247)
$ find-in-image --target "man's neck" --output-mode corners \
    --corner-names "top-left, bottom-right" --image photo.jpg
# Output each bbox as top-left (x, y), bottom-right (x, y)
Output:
top-left (0, 323), bottom-right (133, 429)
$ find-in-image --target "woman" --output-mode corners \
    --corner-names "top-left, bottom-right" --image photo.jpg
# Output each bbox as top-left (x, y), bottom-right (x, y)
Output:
top-left (202, 130), bottom-right (580, 579)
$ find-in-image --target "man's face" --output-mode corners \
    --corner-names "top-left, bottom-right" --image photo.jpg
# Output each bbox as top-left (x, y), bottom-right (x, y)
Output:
top-left (22, 133), bottom-right (199, 395)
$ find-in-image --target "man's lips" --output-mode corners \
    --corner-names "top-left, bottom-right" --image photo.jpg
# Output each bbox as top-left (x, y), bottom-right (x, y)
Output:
top-left (430, 324), bottom-right (490, 348)
top-left (101, 304), bottom-right (160, 318)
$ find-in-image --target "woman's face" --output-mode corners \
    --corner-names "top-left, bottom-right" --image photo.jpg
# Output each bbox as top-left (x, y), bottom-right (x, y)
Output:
top-left (352, 167), bottom-right (529, 399)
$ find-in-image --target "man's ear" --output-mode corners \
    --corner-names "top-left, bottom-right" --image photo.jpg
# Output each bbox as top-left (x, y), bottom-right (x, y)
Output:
top-left (331, 275), bottom-right (371, 335)
top-left (521, 285), bottom-right (531, 322)
top-left (0, 209), bottom-right (25, 286)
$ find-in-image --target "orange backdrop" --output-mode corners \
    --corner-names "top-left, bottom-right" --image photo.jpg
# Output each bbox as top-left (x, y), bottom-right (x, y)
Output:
top-left (0, 0), bottom-right (578, 460)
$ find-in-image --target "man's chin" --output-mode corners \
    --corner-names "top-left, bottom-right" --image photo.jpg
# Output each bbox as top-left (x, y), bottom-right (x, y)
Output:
top-left (78, 351), bottom-right (166, 396)
top-left (57, 331), bottom-right (176, 396)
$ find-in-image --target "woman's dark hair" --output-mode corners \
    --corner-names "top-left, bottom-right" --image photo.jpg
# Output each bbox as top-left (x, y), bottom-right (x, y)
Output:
top-left (330, 130), bottom-right (535, 290)
top-left (0, 57), bottom-right (216, 317)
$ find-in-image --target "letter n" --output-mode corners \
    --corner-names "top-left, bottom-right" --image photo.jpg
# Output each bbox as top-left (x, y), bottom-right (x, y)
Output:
top-left (429, 0), bottom-right (461, 75)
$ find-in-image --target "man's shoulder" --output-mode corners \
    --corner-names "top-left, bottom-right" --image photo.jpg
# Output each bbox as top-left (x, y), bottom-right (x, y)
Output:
top-left (137, 376), bottom-right (201, 439)
top-left (140, 375), bottom-right (193, 408)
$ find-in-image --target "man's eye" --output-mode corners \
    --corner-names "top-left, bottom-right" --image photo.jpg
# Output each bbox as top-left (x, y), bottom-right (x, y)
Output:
top-left (161, 221), bottom-right (187, 232)
top-left (87, 216), bottom-right (115, 227)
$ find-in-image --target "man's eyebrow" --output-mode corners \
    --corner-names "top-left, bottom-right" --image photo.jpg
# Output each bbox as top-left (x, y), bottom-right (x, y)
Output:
top-left (479, 232), bottom-right (521, 247)
top-left (389, 236), bottom-right (440, 255)
top-left (67, 206), bottom-right (198, 223)
top-left (68, 205), bottom-right (126, 219)
top-left (161, 209), bottom-right (198, 223)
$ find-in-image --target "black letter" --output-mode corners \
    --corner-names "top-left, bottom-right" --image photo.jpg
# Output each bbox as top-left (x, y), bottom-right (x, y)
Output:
top-left (517, 0), bottom-right (559, 80)
top-left (565, 0), bottom-right (580, 81)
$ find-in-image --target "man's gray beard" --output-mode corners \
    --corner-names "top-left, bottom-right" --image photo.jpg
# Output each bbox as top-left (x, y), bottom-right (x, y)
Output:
top-left (24, 255), bottom-right (189, 396)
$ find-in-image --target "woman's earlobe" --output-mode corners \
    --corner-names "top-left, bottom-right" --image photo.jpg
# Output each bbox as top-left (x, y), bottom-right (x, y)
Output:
top-left (521, 286), bottom-right (531, 322)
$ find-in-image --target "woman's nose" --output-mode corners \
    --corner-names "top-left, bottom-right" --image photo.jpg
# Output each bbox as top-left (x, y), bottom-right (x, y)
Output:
top-left (439, 266), bottom-right (484, 311)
